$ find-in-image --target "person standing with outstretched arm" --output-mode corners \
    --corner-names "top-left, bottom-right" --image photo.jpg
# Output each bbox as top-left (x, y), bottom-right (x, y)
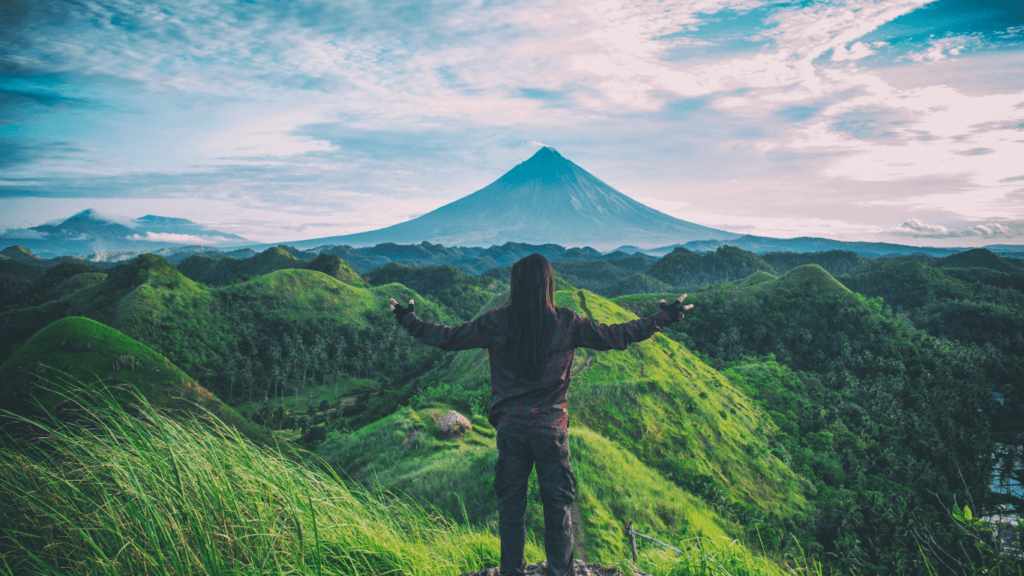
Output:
top-left (389, 253), bottom-right (692, 576)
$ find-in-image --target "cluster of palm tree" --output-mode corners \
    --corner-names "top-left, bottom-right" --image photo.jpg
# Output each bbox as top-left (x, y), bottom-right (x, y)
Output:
top-left (220, 316), bottom-right (413, 410)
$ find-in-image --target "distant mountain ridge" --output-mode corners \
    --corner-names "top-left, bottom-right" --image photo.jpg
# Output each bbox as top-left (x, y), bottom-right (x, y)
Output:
top-left (0, 209), bottom-right (248, 257)
top-left (281, 147), bottom-right (741, 250)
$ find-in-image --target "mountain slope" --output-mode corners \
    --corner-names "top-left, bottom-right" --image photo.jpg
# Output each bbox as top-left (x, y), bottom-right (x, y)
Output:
top-left (285, 148), bottom-right (739, 250)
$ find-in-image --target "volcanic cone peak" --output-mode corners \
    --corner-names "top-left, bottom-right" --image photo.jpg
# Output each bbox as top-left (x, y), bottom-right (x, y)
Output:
top-left (284, 147), bottom-right (740, 250)
top-left (498, 146), bottom-right (577, 184)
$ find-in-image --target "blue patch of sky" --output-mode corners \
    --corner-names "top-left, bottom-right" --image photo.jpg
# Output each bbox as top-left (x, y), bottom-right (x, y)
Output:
top-left (774, 105), bottom-right (822, 123)
top-left (864, 0), bottom-right (1024, 46)
top-left (435, 65), bottom-right (475, 92)
top-left (518, 88), bottom-right (564, 101)
top-left (663, 8), bottom-right (774, 62)
top-left (829, 106), bottom-right (917, 144)
top-left (659, 4), bottom-right (780, 61)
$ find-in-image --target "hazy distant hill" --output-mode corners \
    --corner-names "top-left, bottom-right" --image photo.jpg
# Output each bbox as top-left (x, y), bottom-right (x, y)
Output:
top-left (0, 209), bottom-right (249, 257)
top-left (278, 147), bottom-right (741, 250)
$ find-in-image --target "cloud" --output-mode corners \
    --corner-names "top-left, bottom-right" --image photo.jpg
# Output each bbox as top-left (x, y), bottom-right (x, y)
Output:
top-left (899, 218), bottom-right (949, 235)
top-left (0, 139), bottom-right (91, 170)
top-left (904, 34), bottom-right (983, 62)
top-left (832, 41), bottom-right (875, 61)
top-left (128, 232), bottom-right (238, 244)
top-left (0, 228), bottom-right (48, 240)
top-left (965, 223), bottom-right (1010, 236)
top-left (896, 218), bottom-right (1014, 238)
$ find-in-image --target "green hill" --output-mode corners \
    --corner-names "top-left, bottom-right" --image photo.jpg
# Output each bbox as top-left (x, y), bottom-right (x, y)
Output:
top-left (738, 270), bottom-right (776, 288)
top-left (364, 262), bottom-right (508, 321)
top-left (0, 316), bottom-right (276, 448)
top-left (396, 288), bottom-right (809, 555)
top-left (178, 246), bottom-right (367, 286)
top-left (0, 245), bottom-right (43, 262)
top-left (0, 253), bottom-right (466, 416)
top-left (647, 245), bottom-right (777, 289)
top-left (318, 401), bottom-right (741, 564)
top-left (939, 247), bottom-right (1024, 275)
top-left (616, 264), bottom-right (999, 573)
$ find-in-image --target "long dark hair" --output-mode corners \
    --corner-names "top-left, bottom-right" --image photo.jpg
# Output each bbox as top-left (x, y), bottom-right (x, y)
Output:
top-left (504, 253), bottom-right (556, 380)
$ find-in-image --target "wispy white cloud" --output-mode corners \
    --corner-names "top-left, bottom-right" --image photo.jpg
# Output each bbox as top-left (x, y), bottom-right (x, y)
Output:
top-left (895, 218), bottom-right (1015, 238)
top-left (1, 228), bottom-right (49, 240)
top-left (128, 232), bottom-right (238, 244)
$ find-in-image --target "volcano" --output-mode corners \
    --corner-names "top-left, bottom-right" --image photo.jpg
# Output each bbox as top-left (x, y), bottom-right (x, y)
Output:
top-left (291, 147), bottom-right (739, 250)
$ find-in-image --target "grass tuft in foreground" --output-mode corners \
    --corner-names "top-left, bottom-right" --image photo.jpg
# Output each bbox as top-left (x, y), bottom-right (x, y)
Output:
top-left (0, 378), bottom-right (503, 575)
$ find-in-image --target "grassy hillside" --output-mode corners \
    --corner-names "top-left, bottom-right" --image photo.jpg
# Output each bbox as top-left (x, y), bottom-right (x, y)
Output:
top-left (404, 288), bottom-right (809, 555)
top-left (318, 400), bottom-right (741, 565)
top-left (560, 290), bottom-right (807, 521)
top-left (647, 246), bottom-right (776, 289)
top-left (615, 265), bottom-right (1001, 574)
top-left (0, 382), bottom-right (515, 576)
top-left (0, 316), bottom-right (277, 449)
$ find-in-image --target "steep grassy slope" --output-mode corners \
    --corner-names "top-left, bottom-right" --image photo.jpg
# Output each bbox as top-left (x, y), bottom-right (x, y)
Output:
top-left (615, 265), bottom-right (1000, 574)
top-left (0, 382), bottom-right (517, 576)
top-left (318, 401), bottom-right (739, 565)
top-left (0, 316), bottom-right (276, 448)
top-left (558, 290), bottom-right (807, 519)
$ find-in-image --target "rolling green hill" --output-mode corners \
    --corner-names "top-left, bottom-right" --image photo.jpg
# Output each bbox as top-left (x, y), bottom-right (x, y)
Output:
top-left (178, 246), bottom-right (367, 286)
top-left (0, 316), bottom-right (277, 448)
top-left (0, 253), bottom-right (468, 416)
top-left (646, 245), bottom-right (777, 289)
top-left (615, 264), bottom-right (1000, 573)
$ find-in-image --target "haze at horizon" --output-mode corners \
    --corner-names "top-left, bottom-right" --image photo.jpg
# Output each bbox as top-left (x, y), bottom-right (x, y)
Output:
top-left (2, 0), bottom-right (1023, 248)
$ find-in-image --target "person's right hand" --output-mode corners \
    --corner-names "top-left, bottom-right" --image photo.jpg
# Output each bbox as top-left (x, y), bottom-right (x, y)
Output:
top-left (659, 294), bottom-right (693, 324)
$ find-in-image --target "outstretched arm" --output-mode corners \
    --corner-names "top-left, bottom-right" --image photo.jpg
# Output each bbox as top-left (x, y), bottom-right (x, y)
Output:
top-left (574, 294), bottom-right (692, 351)
top-left (389, 297), bottom-right (498, 351)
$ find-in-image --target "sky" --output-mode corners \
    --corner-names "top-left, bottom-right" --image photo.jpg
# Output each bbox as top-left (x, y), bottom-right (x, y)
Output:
top-left (2, 0), bottom-right (1023, 248)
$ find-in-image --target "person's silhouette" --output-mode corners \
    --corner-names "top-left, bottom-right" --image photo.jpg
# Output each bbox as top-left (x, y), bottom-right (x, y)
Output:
top-left (390, 253), bottom-right (691, 576)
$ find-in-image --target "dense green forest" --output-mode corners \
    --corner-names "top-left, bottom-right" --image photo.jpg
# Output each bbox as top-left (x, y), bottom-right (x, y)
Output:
top-left (2, 242), bottom-right (1021, 575)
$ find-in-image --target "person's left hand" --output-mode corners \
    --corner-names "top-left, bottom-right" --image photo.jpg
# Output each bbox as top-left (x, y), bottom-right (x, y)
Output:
top-left (390, 297), bottom-right (415, 324)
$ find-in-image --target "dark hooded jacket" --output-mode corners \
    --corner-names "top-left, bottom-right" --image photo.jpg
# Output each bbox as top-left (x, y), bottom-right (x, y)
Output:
top-left (401, 305), bottom-right (673, 436)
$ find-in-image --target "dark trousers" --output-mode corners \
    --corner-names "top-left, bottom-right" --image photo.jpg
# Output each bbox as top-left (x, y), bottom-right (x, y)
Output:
top-left (494, 432), bottom-right (577, 576)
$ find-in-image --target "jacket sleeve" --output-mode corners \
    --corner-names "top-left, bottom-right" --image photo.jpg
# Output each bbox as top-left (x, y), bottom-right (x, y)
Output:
top-left (571, 309), bottom-right (673, 351)
top-left (401, 311), bottom-right (501, 351)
